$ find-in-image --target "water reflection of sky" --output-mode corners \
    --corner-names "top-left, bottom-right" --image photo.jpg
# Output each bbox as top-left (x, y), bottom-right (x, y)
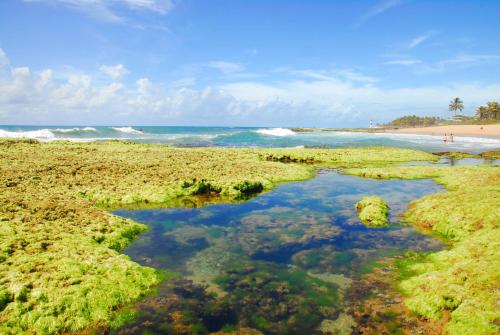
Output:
top-left (117, 171), bottom-right (444, 274)
top-left (113, 171), bottom-right (446, 334)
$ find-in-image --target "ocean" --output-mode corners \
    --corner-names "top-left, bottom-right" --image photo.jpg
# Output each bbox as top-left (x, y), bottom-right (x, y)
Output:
top-left (1, 125), bottom-right (500, 153)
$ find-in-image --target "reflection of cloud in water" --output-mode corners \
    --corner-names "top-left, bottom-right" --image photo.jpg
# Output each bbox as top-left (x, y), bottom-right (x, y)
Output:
top-left (117, 171), bottom-right (445, 334)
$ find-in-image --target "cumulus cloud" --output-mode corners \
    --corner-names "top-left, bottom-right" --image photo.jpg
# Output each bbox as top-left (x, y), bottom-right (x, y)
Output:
top-left (0, 49), bottom-right (499, 126)
top-left (99, 64), bottom-right (129, 79)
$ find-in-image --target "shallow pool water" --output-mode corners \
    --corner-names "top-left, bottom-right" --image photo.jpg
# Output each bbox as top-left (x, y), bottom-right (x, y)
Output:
top-left (113, 171), bottom-right (444, 335)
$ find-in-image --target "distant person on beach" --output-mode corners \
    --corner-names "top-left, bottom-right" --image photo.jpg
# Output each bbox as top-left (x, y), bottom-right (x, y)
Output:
top-left (450, 133), bottom-right (454, 142)
top-left (443, 133), bottom-right (448, 143)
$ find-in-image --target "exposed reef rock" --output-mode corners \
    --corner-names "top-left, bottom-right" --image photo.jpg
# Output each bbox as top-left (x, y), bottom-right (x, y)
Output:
top-left (355, 196), bottom-right (389, 227)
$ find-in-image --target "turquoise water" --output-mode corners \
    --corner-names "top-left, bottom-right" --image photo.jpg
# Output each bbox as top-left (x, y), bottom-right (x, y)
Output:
top-left (1, 125), bottom-right (500, 153)
top-left (112, 171), bottom-right (444, 334)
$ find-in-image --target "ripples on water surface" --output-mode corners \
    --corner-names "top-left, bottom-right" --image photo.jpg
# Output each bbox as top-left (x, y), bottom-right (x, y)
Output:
top-left (112, 171), bottom-right (444, 335)
top-left (1, 125), bottom-right (500, 153)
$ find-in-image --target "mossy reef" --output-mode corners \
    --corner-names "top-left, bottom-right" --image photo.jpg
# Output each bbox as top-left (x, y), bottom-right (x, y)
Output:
top-left (345, 165), bottom-right (500, 335)
top-left (0, 139), bottom-right (498, 334)
top-left (355, 196), bottom-right (389, 227)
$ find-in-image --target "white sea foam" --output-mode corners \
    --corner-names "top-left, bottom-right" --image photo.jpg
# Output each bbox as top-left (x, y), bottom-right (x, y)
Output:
top-left (53, 128), bottom-right (80, 133)
top-left (0, 129), bottom-right (56, 140)
top-left (256, 128), bottom-right (296, 137)
top-left (111, 127), bottom-right (143, 134)
top-left (53, 127), bottom-right (97, 133)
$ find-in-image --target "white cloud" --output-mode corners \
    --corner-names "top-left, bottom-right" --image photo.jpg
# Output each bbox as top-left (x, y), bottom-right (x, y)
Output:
top-left (0, 48), bottom-right (9, 68)
top-left (99, 64), bottom-right (129, 79)
top-left (123, 0), bottom-right (173, 14)
top-left (25, 0), bottom-right (174, 23)
top-left (440, 53), bottom-right (500, 66)
top-left (384, 59), bottom-right (422, 66)
top-left (0, 49), bottom-right (499, 126)
top-left (277, 68), bottom-right (379, 84)
top-left (356, 0), bottom-right (403, 26)
top-left (384, 53), bottom-right (500, 72)
top-left (205, 61), bottom-right (245, 74)
top-left (407, 33), bottom-right (432, 49)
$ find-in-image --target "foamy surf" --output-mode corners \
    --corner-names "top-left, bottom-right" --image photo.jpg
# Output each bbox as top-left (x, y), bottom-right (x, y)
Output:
top-left (111, 127), bottom-right (143, 134)
top-left (53, 127), bottom-right (97, 133)
top-left (256, 128), bottom-right (296, 137)
top-left (0, 129), bottom-right (56, 140)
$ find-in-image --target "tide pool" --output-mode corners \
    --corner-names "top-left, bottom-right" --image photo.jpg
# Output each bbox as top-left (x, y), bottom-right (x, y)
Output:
top-left (112, 171), bottom-right (444, 334)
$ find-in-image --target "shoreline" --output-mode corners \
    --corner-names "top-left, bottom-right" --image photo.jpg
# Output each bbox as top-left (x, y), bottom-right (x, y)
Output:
top-left (292, 124), bottom-right (500, 140)
top-left (383, 124), bottom-right (500, 139)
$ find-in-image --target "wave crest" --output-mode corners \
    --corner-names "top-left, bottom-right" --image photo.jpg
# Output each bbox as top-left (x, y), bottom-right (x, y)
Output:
top-left (111, 127), bottom-right (143, 134)
top-left (256, 128), bottom-right (296, 137)
top-left (0, 129), bottom-right (56, 140)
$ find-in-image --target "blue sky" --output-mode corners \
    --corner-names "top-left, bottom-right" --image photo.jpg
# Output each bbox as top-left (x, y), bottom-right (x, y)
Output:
top-left (0, 0), bottom-right (499, 127)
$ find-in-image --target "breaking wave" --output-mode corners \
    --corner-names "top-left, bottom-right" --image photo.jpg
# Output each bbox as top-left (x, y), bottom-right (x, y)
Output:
top-left (0, 129), bottom-right (56, 140)
top-left (255, 128), bottom-right (296, 137)
top-left (111, 127), bottom-right (143, 134)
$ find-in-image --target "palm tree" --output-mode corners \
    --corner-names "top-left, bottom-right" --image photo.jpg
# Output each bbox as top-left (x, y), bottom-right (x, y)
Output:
top-left (476, 105), bottom-right (489, 120)
top-left (486, 101), bottom-right (499, 120)
top-left (449, 97), bottom-right (464, 116)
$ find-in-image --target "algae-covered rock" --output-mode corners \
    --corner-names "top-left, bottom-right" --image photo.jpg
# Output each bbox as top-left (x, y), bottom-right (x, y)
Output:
top-left (355, 196), bottom-right (389, 227)
top-left (346, 165), bottom-right (500, 335)
top-left (209, 327), bottom-right (263, 335)
top-left (0, 140), bottom-right (437, 334)
top-left (480, 150), bottom-right (500, 159)
top-left (433, 151), bottom-right (479, 159)
top-left (318, 313), bottom-right (356, 335)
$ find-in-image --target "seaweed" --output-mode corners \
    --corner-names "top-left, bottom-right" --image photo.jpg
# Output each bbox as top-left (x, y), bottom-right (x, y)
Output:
top-left (355, 196), bottom-right (389, 227)
top-left (345, 165), bottom-right (500, 335)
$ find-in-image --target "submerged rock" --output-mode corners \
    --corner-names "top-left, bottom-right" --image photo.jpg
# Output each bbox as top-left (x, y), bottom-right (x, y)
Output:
top-left (355, 196), bottom-right (389, 227)
top-left (318, 313), bottom-right (356, 335)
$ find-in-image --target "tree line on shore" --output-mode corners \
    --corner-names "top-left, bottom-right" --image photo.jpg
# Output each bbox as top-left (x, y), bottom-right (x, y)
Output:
top-left (385, 99), bottom-right (499, 127)
top-left (475, 101), bottom-right (500, 120)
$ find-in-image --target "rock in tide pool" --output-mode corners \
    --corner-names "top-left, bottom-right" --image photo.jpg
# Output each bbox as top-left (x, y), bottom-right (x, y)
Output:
top-left (355, 196), bottom-right (389, 227)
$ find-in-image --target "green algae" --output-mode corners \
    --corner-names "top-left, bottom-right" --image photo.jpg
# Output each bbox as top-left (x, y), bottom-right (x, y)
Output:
top-left (355, 196), bottom-right (389, 227)
top-left (433, 151), bottom-right (480, 159)
top-left (479, 150), bottom-right (500, 159)
top-left (345, 165), bottom-right (500, 335)
top-left (0, 140), bottom-right (436, 334)
top-left (214, 261), bottom-right (340, 334)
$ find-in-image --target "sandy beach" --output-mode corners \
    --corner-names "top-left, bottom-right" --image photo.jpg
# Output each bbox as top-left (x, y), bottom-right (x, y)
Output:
top-left (386, 124), bottom-right (500, 138)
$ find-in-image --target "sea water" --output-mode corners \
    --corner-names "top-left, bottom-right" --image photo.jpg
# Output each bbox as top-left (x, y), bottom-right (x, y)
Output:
top-left (112, 171), bottom-right (444, 334)
top-left (1, 125), bottom-right (500, 153)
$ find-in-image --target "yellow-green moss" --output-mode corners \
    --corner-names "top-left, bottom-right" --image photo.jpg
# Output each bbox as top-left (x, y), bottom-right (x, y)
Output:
top-left (433, 151), bottom-right (479, 159)
top-left (355, 196), bottom-right (389, 227)
top-left (345, 165), bottom-right (500, 335)
top-left (480, 150), bottom-right (500, 159)
top-left (0, 140), bottom-right (435, 334)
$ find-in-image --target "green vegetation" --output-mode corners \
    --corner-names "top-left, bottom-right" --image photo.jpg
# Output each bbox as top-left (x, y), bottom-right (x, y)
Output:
top-left (449, 97), bottom-right (464, 116)
top-left (0, 140), bottom-right (435, 334)
top-left (355, 196), bottom-right (389, 227)
top-left (480, 151), bottom-right (500, 159)
top-left (345, 165), bottom-right (500, 335)
top-left (475, 101), bottom-right (500, 120)
top-left (386, 115), bottom-right (444, 128)
top-left (433, 151), bottom-right (480, 159)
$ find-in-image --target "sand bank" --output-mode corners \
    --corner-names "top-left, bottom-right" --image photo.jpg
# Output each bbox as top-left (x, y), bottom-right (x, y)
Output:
top-left (386, 124), bottom-right (500, 138)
